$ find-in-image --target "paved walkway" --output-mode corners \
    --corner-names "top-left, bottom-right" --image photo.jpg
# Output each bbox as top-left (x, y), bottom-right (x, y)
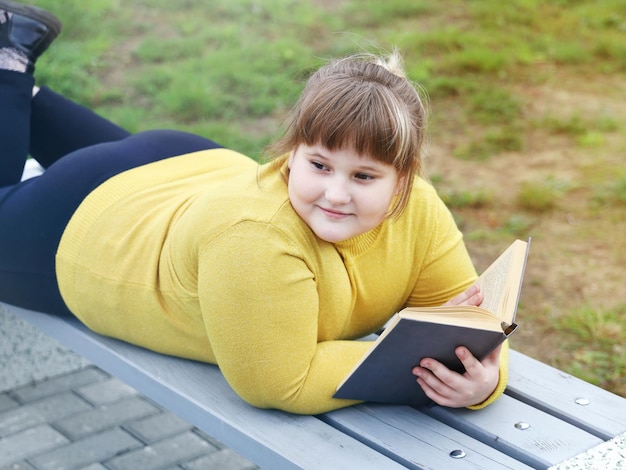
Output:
top-left (0, 302), bottom-right (259, 470)
top-left (0, 366), bottom-right (260, 470)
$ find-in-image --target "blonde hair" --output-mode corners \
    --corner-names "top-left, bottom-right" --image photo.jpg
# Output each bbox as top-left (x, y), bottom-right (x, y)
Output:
top-left (266, 50), bottom-right (427, 218)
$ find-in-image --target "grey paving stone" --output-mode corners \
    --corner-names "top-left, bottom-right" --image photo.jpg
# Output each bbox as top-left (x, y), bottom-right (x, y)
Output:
top-left (0, 394), bottom-right (18, 413)
top-left (0, 392), bottom-right (91, 437)
top-left (1, 355), bottom-right (258, 470)
top-left (28, 428), bottom-right (142, 470)
top-left (9, 368), bottom-right (107, 404)
top-left (104, 432), bottom-right (215, 470)
top-left (0, 305), bottom-right (90, 393)
top-left (54, 397), bottom-right (160, 440)
top-left (0, 425), bottom-right (68, 467)
top-left (182, 448), bottom-right (259, 470)
top-left (124, 411), bottom-right (195, 443)
top-left (76, 377), bottom-right (138, 406)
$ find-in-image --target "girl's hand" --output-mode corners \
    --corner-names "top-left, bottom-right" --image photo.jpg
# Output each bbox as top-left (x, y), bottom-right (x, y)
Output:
top-left (412, 344), bottom-right (502, 408)
top-left (442, 284), bottom-right (483, 307)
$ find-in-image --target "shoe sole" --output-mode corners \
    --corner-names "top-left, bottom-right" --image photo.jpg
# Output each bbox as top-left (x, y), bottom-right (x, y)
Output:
top-left (0, 0), bottom-right (62, 38)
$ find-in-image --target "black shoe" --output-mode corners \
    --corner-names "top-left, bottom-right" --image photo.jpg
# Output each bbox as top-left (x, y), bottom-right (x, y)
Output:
top-left (0, 0), bottom-right (62, 73)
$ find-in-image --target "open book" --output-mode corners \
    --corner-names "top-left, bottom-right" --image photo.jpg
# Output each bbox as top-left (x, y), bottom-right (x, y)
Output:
top-left (334, 238), bottom-right (531, 407)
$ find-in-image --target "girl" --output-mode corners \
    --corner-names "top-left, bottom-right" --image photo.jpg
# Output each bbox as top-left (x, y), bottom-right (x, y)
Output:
top-left (0, 1), bottom-right (506, 414)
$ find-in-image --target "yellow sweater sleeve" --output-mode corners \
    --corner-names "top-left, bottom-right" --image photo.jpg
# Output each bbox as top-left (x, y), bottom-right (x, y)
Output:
top-left (197, 221), bottom-right (372, 414)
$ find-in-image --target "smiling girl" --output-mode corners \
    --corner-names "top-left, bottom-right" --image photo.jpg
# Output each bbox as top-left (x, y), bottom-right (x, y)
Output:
top-left (0, 1), bottom-right (505, 414)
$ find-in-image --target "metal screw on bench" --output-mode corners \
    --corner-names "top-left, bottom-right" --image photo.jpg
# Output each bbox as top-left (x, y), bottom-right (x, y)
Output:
top-left (514, 421), bottom-right (530, 430)
top-left (575, 397), bottom-right (590, 406)
top-left (449, 449), bottom-right (466, 459)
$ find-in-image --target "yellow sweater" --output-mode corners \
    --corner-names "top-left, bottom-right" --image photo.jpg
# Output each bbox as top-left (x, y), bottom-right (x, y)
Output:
top-left (56, 148), bottom-right (508, 414)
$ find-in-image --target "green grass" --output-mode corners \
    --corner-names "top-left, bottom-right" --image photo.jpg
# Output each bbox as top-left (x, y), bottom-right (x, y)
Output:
top-left (33, 0), bottom-right (624, 158)
top-left (439, 188), bottom-right (493, 209)
top-left (500, 214), bottom-right (534, 238)
top-left (594, 176), bottom-right (626, 208)
top-left (32, 0), bottom-right (348, 157)
top-left (516, 177), bottom-right (572, 212)
top-left (454, 128), bottom-right (524, 160)
top-left (555, 305), bottom-right (626, 395)
top-left (536, 113), bottom-right (620, 149)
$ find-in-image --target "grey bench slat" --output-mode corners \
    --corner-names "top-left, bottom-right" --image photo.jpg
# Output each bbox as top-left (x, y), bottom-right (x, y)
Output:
top-left (4, 304), bottom-right (406, 470)
top-left (423, 394), bottom-right (603, 469)
top-left (506, 349), bottom-right (626, 440)
top-left (321, 404), bottom-right (534, 469)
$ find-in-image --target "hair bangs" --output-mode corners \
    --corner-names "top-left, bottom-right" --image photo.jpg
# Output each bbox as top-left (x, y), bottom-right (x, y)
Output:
top-left (296, 80), bottom-right (419, 176)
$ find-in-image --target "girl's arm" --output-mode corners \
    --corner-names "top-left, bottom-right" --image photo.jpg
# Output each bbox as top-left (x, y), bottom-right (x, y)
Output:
top-left (197, 222), bottom-right (372, 414)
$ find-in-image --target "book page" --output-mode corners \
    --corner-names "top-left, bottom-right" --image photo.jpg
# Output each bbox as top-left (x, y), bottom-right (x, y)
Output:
top-left (475, 239), bottom-right (529, 324)
top-left (400, 306), bottom-right (503, 330)
top-left (476, 247), bottom-right (513, 317)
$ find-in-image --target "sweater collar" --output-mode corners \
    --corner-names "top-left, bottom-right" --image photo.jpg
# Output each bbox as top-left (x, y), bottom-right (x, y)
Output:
top-left (334, 223), bottom-right (384, 258)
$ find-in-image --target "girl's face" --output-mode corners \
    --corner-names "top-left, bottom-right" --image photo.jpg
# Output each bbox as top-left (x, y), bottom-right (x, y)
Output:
top-left (287, 144), bottom-right (400, 243)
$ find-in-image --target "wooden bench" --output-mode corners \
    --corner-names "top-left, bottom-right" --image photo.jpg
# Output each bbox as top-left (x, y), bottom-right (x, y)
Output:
top-left (3, 302), bottom-right (625, 469)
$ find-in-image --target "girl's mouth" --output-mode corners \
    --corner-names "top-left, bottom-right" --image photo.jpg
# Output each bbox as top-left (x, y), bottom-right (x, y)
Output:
top-left (320, 207), bottom-right (351, 219)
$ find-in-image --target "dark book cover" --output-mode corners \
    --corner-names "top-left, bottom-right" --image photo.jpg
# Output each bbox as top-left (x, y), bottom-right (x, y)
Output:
top-left (333, 319), bottom-right (511, 407)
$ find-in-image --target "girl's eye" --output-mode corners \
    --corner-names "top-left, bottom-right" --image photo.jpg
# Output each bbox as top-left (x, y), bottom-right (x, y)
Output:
top-left (355, 173), bottom-right (375, 181)
top-left (311, 161), bottom-right (327, 171)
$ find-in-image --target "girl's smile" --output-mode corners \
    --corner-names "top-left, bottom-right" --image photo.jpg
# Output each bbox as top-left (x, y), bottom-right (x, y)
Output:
top-left (287, 144), bottom-right (400, 243)
top-left (319, 207), bottom-right (351, 219)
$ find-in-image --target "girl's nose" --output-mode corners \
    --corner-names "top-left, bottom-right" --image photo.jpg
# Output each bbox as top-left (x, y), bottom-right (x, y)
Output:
top-left (325, 179), bottom-right (351, 205)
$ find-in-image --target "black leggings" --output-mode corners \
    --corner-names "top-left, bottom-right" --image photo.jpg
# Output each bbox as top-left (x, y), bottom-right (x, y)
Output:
top-left (0, 70), bottom-right (222, 315)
